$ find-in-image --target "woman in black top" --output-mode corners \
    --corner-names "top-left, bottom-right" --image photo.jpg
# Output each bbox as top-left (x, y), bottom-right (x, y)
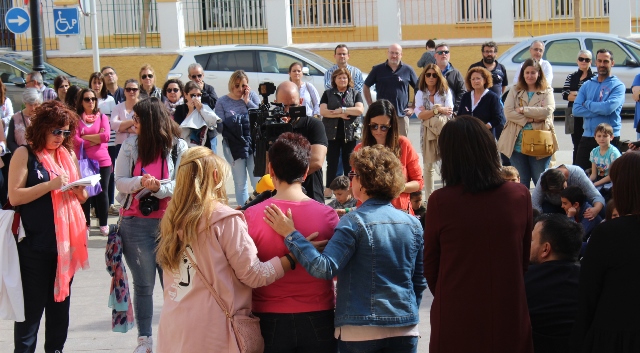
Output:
top-left (457, 66), bottom-right (505, 138)
top-left (571, 152), bottom-right (640, 352)
top-left (319, 67), bottom-right (364, 196)
top-left (562, 50), bottom-right (595, 164)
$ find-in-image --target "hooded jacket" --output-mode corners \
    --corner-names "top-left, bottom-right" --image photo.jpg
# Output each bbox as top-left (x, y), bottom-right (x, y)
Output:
top-left (572, 75), bottom-right (625, 137)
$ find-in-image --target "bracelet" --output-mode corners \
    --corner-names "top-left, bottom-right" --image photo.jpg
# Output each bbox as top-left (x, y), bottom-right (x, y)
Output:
top-left (284, 253), bottom-right (296, 270)
top-left (341, 107), bottom-right (346, 114)
top-left (345, 207), bottom-right (350, 213)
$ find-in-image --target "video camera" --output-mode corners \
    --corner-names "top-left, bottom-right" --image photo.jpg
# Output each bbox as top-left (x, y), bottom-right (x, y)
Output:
top-left (249, 82), bottom-right (306, 177)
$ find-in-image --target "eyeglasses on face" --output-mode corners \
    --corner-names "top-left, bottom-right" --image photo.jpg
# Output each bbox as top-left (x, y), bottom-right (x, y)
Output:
top-left (132, 113), bottom-right (139, 123)
top-left (190, 74), bottom-right (203, 79)
top-left (102, 71), bottom-right (115, 77)
top-left (51, 129), bottom-right (71, 137)
top-left (166, 88), bottom-right (180, 93)
top-left (436, 50), bottom-right (450, 55)
top-left (348, 170), bottom-right (359, 181)
top-left (424, 72), bottom-right (438, 78)
top-left (141, 74), bottom-right (154, 80)
top-left (83, 97), bottom-right (97, 103)
top-left (578, 57), bottom-right (591, 63)
top-left (369, 123), bottom-right (390, 132)
top-left (125, 87), bottom-right (139, 92)
top-left (190, 93), bottom-right (202, 99)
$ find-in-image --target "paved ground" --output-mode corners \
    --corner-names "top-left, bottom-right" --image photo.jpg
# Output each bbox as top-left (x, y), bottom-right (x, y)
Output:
top-left (1, 118), bottom-right (636, 352)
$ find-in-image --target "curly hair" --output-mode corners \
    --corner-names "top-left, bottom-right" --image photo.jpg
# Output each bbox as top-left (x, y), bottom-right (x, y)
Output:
top-left (158, 147), bottom-right (229, 271)
top-left (76, 88), bottom-right (99, 116)
top-left (350, 145), bottom-right (404, 202)
top-left (162, 79), bottom-right (184, 100)
top-left (418, 64), bottom-right (449, 95)
top-left (268, 132), bottom-right (311, 184)
top-left (516, 59), bottom-right (548, 92)
top-left (26, 100), bottom-right (79, 152)
top-left (89, 72), bottom-right (108, 99)
top-left (465, 67), bottom-right (493, 91)
top-left (331, 68), bottom-right (354, 89)
top-left (133, 97), bottom-right (182, 165)
top-left (361, 99), bottom-right (400, 157)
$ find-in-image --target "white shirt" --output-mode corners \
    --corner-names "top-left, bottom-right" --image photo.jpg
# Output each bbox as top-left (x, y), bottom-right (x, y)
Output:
top-left (514, 58), bottom-right (553, 87)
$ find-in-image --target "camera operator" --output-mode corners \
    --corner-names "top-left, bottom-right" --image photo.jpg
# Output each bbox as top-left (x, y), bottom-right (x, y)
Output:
top-left (273, 81), bottom-right (328, 203)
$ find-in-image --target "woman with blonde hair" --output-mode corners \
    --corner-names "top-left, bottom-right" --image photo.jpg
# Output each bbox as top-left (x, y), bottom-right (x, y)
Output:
top-left (138, 64), bottom-right (162, 99)
top-left (498, 58), bottom-right (558, 189)
top-left (413, 64), bottom-right (453, 198)
top-left (156, 146), bottom-right (296, 352)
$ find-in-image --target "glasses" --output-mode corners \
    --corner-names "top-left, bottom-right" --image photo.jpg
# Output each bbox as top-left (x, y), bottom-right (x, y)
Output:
top-left (347, 170), bottom-right (359, 181)
top-left (132, 114), bottom-right (139, 123)
top-left (102, 71), bottom-right (115, 77)
top-left (424, 72), bottom-right (438, 78)
top-left (436, 50), bottom-right (450, 55)
top-left (483, 50), bottom-right (496, 54)
top-left (125, 87), bottom-right (139, 92)
top-left (578, 57), bottom-right (591, 63)
top-left (190, 93), bottom-right (202, 99)
top-left (141, 74), bottom-right (154, 80)
top-left (83, 97), bottom-right (97, 102)
top-left (51, 129), bottom-right (71, 137)
top-left (166, 88), bottom-right (180, 93)
top-left (369, 123), bottom-right (390, 132)
top-left (190, 74), bottom-right (203, 79)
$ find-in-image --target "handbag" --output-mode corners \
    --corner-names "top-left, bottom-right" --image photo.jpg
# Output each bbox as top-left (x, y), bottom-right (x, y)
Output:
top-left (565, 106), bottom-right (574, 134)
top-left (521, 129), bottom-right (554, 157)
top-left (78, 142), bottom-right (103, 197)
top-left (185, 250), bottom-right (264, 353)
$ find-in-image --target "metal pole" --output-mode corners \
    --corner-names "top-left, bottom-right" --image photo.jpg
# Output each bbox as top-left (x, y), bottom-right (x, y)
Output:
top-left (90, 0), bottom-right (100, 72)
top-left (30, 0), bottom-right (45, 73)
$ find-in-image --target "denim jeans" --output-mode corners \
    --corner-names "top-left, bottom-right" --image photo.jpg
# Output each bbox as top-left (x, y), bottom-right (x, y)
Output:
top-left (338, 335), bottom-right (419, 353)
top-left (222, 140), bottom-right (259, 206)
top-left (508, 151), bottom-right (551, 189)
top-left (120, 216), bottom-right (163, 338)
top-left (210, 135), bottom-right (218, 155)
top-left (254, 309), bottom-right (337, 353)
top-left (326, 139), bottom-right (356, 186)
top-left (14, 243), bottom-right (71, 353)
top-left (82, 166), bottom-right (112, 227)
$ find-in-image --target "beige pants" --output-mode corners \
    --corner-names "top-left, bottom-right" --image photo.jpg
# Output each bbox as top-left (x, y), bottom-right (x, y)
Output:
top-left (424, 162), bottom-right (435, 198)
top-left (397, 115), bottom-right (410, 137)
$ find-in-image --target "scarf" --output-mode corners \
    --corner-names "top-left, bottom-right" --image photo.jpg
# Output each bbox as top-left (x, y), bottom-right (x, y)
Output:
top-left (36, 147), bottom-right (89, 302)
top-left (164, 97), bottom-right (184, 117)
top-left (105, 226), bottom-right (135, 332)
top-left (83, 112), bottom-right (98, 124)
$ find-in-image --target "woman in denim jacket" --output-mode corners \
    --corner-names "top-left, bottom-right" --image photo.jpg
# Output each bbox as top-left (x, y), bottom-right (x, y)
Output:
top-left (114, 97), bottom-right (188, 352)
top-left (264, 144), bottom-right (427, 353)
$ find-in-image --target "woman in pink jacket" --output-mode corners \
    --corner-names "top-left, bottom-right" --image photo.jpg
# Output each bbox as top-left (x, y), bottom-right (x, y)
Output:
top-left (73, 88), bottom-right (111, 235)
top-left (156, 147), bottom-right (306, 352)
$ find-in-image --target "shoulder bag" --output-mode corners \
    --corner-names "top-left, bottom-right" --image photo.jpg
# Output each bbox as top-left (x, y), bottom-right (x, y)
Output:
top-left (518, 92), bottom-right (554, 157)
top-left (184, 250), bottom-right (264, 353)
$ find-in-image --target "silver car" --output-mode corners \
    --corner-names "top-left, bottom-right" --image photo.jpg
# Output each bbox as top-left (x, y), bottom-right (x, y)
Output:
top-left (497, 32), bottom-right (640, 116)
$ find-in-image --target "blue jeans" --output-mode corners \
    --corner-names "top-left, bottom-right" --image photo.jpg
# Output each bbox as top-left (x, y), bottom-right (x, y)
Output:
top-left (222, 140), bottom-right (259, 206)
top-left (338, 335), bottom-right (419, 353)
top-left (119, 216), bottom-right (163, 337)
top-left (254, 309), bottom-right (337, 353)
top-left (210, 135), bottom-right (218, 155)
top-left (509, 151), bottom-right (551, 189)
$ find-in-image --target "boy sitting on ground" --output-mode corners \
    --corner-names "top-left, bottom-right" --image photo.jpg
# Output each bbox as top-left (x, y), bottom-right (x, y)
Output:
top-left (410, 191), bottom-right (426, 229)
top-left (327, 175), bottom-right (357, 217)
top-left (501, 166), bottom-right (520, 183)
top-left (560, 186), bottom-right (602, 256)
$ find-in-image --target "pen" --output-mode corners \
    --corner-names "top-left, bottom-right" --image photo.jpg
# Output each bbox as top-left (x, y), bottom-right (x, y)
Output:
top-left (49, 169), bottom-right (59, 176)
top-left (141, 167), bottom-right (148, 175)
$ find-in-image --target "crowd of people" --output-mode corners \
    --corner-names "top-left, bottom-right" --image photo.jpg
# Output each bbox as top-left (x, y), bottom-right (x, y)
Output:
top-left (2, 39), bottom-right (640, 353)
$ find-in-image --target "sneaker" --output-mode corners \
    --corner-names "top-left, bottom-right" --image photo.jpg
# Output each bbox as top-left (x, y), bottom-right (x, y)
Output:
top-left (100, 226), bottom-right (109, 236)
top-left (109, 204), bottom-right (120, 216)
top-left (134, 336), bottom-right (153, 353)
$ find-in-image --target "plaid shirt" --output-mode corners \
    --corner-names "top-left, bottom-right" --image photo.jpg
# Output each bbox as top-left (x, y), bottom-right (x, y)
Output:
top-left (41, 87), bottom-right (57, 102)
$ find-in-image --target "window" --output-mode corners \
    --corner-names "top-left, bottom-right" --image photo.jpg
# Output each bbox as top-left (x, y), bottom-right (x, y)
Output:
top-left (543, 39), bottom-right (581, 66)
top-left (258, 51), bottom-right (324, 76)
top-left (552, 0), bottom-right (608, 18)
top-left (459, 0), bottom-right (491, 23)
top-left (622, 43), bottom-right (640, 63)
top-left (552, 0), bottom-right (572, 18)
top-left (200, 0), bottom-right (265, 30)
top-left (512, 47), bottom-right (531, 63)
top-left (514, 0), bottom-right (530, 20)
top-left (291, 0), bottom-right (352, 27)
top-left (585, 39), bottom-right (634, 66)
top-left (0, 62), bottom-right (23, 83)
top-left (112, 0), bottom-right (158, 34)
top-left (207, 51), bottom-right (256, 72)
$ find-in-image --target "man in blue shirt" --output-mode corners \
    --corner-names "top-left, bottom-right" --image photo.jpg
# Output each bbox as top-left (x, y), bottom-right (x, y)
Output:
top-left (631, 72), bottom-right (640, 140)
top-left (468, 41), bottom-right (509, 97)
top-left (434, 43), bottom-right (466, 113)
top-left (363, 43), bottom-right (418, 136)
top-left (323, 44), bottom-right (364, 93)
top-left (572, 49), bottom-right (625, 169)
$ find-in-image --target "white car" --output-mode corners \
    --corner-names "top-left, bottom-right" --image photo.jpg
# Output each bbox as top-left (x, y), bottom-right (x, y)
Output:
top-left (497, 32), bottom-right (640, 116)
top-left (167, 45), bottom-right (366, 105)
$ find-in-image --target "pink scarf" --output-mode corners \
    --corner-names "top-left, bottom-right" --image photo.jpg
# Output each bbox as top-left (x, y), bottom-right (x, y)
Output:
top-left (83, 112), bottom-right (98, 124)
top-left (36, 147), bottom-right (90, 302)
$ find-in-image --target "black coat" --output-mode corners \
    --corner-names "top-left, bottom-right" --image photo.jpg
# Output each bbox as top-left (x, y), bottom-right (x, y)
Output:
top-left (457, 90), bottom-right (505, 138)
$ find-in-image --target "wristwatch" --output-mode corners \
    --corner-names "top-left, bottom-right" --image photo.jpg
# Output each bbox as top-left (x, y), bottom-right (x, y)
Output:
top-left (341, 107), bottom-right (346, 114)
top-left (433, 108), bottom-right (439, 115)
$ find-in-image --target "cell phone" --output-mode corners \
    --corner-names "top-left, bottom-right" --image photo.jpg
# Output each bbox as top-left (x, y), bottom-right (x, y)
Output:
top-left (631, 141), bottom-right (640, 148)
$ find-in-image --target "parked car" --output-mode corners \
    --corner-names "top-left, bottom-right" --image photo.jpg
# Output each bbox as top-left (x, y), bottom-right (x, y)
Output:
top-left (497, 32), bottom-right (640, 117)
top-left (0, 50), bottom-right (88, 108)
top-left (167, 44), bottom-right (374, 106)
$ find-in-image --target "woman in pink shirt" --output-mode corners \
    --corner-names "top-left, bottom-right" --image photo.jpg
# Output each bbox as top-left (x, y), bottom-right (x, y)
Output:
top-left (73, 88), bottom-right (111, 235)
top-left (244, 132), bottom-right (340, 353)
top-left (156, 147), bottom-right (299, 352)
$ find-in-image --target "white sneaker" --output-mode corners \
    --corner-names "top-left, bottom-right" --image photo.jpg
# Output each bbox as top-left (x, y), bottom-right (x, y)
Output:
top-left (133, 336), bottom-right (153, 353)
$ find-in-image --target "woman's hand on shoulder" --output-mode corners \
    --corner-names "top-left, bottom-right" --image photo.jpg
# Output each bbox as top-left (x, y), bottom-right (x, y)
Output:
top-left (263, 204), bottom-right (296, 237)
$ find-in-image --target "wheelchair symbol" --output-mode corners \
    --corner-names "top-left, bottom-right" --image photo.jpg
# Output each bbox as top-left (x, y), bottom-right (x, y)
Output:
top-left (55, 11), bottom-right (77, 33)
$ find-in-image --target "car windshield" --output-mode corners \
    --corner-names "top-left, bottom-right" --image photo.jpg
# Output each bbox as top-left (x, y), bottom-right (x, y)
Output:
top-left (285, 47), bottom-right (334, 69)
top-left (6, 56), bottom-right (74, 81)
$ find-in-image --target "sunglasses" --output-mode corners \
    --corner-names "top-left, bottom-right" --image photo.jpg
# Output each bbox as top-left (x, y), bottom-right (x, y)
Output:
top-left (141, 74), bottom-right (154, 80)
top-left (424, 72), bottom-right (438, 78)
top-left (436, 50), bottom-right (450, 55)
top-left (348, 170), bottom-right (359, 181)
top-left (190, 93), bottom-right (202, 99)
top-left (190, 74), bottom-right (203, 79)
top-left (83, 97), bottom-right (97, 102)
top-left (52, 129), bottom-right (71, 137)
top-left (578, 57), bottom-right (591, 63)
top-left (166, 88), bottom-right (180, 93)
top-left (125, 87), bottom-right (139, 92)
top-left (369, 123), bottom-right (390, 132)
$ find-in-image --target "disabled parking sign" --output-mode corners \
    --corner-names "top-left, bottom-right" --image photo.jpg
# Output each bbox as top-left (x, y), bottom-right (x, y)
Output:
top-left (53, 7), bottom-right (80, 35)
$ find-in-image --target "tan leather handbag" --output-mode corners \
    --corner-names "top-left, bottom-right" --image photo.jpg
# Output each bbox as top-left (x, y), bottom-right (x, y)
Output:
top-left (521, 129), bottom-right (554, 157)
